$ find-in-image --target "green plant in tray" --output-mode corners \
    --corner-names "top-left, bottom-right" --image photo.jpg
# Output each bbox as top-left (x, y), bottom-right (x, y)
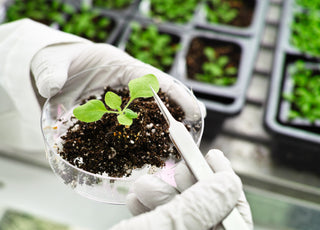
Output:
top-left (283, 60), bottom-right (320, 123)
top-left (126, 23), bottom-right (180, 72)
top-left (291, 11), bottom-right (320, 57)
top-left (149, 0), bottom-right (199, 23)
top-left (73, 74), bottom-right (160, 126)
top-left (196, 47), bottom-right (237, 86)
top-left (296, 0), bottom-right (320, 10)
top-left (92, 0), bottom-right (132, 9)
top-left (5, 0), bottom-right (75, 25)
top-left (204, 0), bottom-right (239, 24)
top-left (60, 5), bottom-right (112, 42)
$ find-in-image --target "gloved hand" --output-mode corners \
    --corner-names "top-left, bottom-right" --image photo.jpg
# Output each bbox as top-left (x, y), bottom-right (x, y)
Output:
top-left (31, 42), bottom-right (206, 120)
top-left (110, 149), bottom-right (253, 230)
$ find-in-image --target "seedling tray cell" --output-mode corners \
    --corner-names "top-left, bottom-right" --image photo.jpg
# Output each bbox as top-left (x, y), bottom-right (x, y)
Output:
top-left (195, 0), bottom-right (267, 37)
top-left (279, 61), bottom-right (320, 128)
top-left (78, 0), bottom-right (140, 18)
top-left (117, 19), bottom-right (182, 75)
top-left (174, 29), bottom-right (257, 115)
top-left (281, 0), bottom-right (320, 59)
top-left (135, 0), bottom-right (202, 30)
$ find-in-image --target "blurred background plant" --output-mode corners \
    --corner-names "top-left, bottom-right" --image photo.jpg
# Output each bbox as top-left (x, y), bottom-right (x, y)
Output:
top-left (125, 23), bottom-right (180, 72)
top-left (196, 47), bottom-right (237, 86)
top-left (291, 10), bottom-right (320, 57)
top-left (5, 0), bottom-right (75, 26)
top-left (283, 60), bottom-right (320, 122)
top-left (60, 4), bottom-right (113, 42)
top-left (295, 0), bottom-right (320, 10)
top-left (204, 0), bottom-right (239, 24)
top-left (92, 0), bottom-right (132, 10)
top-left (148, 0), bottom-right (199, 23)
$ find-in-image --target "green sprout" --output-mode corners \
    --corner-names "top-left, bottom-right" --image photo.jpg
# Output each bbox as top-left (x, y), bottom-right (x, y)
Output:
top-left (290, 11), bottom-right (320, 57)
top-left (196, 47), bottom-right (237, 86)
top-left (60, 5), bottom-right (112, 42)
top-left (296, 0), bottom-right (320, 10)
top-left (73, 74), bottom-right (160, 126)
top-left (283, 60), bottom-right (320, 123)
top-left (126, 23), bottom-right (180, 72)
top-left (204, 0), bottom-right (239, 25)
top-left (92, 0), bottom-right (132, 9)
top-left (5, 0), bottom-right (75, 25)
top-left (149, 0), bottom-right (199, 23)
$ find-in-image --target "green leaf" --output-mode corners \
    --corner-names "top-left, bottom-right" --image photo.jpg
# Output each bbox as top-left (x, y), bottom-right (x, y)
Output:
top-left (124, 109), bottom-right (138, 119)
top-left (117, 114), bottom-right (133, 126)
top-left (128, 74), bottom-right (160, 99)
top-left (73, 100), bottom-right (107, 122)
top-left (105, 91), bottom-right (122, 111)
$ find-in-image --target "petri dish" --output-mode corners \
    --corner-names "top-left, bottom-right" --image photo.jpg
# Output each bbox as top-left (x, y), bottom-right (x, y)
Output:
top-left (41, 65), bottom-right (204, 204)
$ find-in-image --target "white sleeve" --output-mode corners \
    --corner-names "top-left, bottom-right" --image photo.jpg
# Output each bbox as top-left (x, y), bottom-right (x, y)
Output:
top-left (0, 19), bottom-right (90, 156)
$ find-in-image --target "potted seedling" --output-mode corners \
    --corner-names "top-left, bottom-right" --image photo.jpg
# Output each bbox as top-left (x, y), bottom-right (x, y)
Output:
top-left (41, 65), bottom-right (204, 204)
top-left (295, 0), bottom-right (320, 10)
top-left (181, 34), bottom-right (248, 114)
top-left (169, 32), bottom-right (251, 142)
top-left (204, 0), bottom-right (239, 26)
top-left (193, 47), bottom-right (238, 86)
top-left (89, 0), bottom-right (140, 18)
top-left (281, 60), bottom-right (320, 126)
top-left (119, 22), bottom-right (181, 73)
top-left (290, 10), bottom-right (320, 57)
top-left (195, 0), bottom-right (268, 37)
top-left (138, 0), bottom-right (200, 25)
top-left (4, 0), bottom-right (75, 26)
top-left (60, 4), bottom-right (117, 43)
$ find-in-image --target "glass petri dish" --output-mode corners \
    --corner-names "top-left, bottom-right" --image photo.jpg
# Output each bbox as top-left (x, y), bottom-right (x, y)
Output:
top-left (41, 65), bottom-right (204, 204)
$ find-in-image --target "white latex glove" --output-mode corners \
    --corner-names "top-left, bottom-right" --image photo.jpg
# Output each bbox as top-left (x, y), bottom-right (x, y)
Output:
top-left (110, 149), bottom-right (253, 230)
top-left (31, 42), bottom-right (206, 120)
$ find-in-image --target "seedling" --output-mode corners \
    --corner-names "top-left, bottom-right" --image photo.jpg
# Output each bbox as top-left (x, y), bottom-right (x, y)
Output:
top-left (204, 0), bottom-right (238, 24)
top-left (73, 74), bottom-right (160, 126)
top-left (5, 0), bottom-right (75, 25)
top-left (291, 11), bottom-right (320, 57)
top-left (149, 0), bottom-right (199, 23)
top-left (196, 47), bottom-right (237, 86)
top-left (296, 0), bottom-right (320, 10)
top-left (60, 5), bottom-right (112, 42)
top-left (126, 23), bottom-right (180, 72)
top-left (283, 60), bottom-right (320, 123)
top-left (92, 0), bottom-right (132, 9)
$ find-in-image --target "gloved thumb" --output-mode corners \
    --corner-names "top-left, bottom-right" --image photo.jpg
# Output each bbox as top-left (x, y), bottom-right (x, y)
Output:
top-left (31, 42), bottom-right (89, 98)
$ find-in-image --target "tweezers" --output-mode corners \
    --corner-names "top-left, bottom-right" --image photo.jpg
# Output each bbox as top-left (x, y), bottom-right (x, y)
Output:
top-left (151, 87), bottom-right (249, 230)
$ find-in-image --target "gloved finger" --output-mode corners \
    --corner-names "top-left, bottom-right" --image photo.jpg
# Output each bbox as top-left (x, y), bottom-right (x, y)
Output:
top-left (205, 149), bottom-right (234, 173)
top-left (129, 174), bottom-right (179, 212)
top-left (174, 149), bottom-right (231, 193)
top-left (126, 193), bottom-right (150, 216)
top-left (237, 192), bottom-right (253, 228)
top-left (111, 172), bottom-right (242, 230)
top-left (173, 148), bottom-right (227, 193)
top-left (206, 149), bottom-right (253, 228)
top-left (174, 161), bottom-right (196, 192)
top-left (31, 42), bottom-right (89, 98)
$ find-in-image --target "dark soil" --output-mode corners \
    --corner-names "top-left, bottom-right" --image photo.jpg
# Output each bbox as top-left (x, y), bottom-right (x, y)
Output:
top-left (186, 37), bottom-right (241, 81)
top-left (207, 0), bottom-right (255, 27)
top-left (58, 87), bottom-right (186, 178)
